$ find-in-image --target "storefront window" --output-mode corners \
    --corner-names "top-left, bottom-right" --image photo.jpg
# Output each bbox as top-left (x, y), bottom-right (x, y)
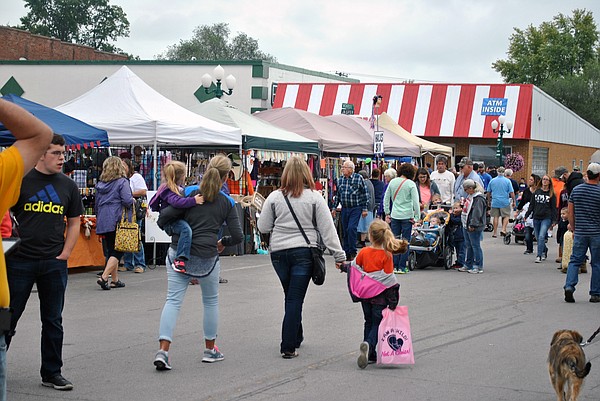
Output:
top-left (532, 147), bottom-right (548, 176)
top-left (468, 145), bottom-right (512, 168)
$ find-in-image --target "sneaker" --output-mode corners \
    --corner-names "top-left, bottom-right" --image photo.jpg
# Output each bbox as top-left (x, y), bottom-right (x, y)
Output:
top-left (523, 250), bottom-right (533, 255)
top-left (458, 266), bottom-right (469, 272)
top-left (541, 256), bottom-right (546, 261)
top-left (397, 267), bottom-right (409, 274)
top-left (534, 256), bottom-right (542, 263)
top-left (202, 346), bottom-right (224, 363)
top-left (134, 266), bottom-right (145, 273)
top-left (357, 341), bottom-right (369, 369)
top-left (42, 374), bottom-right (73, 391)
top-left (281, 351), bottom-right (299, 359)
top-left (590, 295), bottom-right (600, 303)
top-left (467, 268), bottom-right (480, 274)
top-left (172, 259), bottom-right (187, 273)
top-left (564, 288), bottom-right (575, 303)
top-left (154, 350), bottom-right (172, 370)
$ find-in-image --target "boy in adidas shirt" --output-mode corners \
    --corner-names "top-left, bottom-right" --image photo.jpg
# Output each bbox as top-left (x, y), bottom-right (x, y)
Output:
top-left (6, 134), bottom-right (83, 391)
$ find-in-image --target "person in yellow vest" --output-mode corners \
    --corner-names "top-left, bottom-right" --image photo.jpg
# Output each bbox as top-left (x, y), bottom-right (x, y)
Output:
top-left (0, 99), bottom-right (52, 400)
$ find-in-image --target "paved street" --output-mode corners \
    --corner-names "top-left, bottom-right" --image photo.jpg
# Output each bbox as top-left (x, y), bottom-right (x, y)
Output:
top-left (6, 236), bottom-right (600, 401)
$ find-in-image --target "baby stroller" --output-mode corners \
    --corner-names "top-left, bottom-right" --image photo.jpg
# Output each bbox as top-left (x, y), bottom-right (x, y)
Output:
top-left (503, 215), bottom-right (525, 245)
top-left (407, 210), bottom-right (454, 270)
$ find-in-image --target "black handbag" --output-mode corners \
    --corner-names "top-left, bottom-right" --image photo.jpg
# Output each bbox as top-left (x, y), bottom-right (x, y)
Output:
top-left (284, 196), bottom-right (326, 285)
top-left (134, 197), bottom-right (147, 221)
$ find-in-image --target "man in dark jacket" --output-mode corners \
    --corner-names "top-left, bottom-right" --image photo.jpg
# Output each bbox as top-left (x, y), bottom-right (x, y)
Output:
top-left (370, 169), bottom-right (385, 218)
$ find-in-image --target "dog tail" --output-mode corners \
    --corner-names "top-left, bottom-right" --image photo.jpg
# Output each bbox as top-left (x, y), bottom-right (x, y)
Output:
top-left (569, 360), bottom-right (591, 379)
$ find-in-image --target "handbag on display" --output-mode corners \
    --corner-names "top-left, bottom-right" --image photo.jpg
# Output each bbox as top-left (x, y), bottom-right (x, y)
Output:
top-left (284, 196), bottom-right (326, 286)
top-left (134, 197), bottom-right (147, 221)
top-left (377, 306), bottom-right (415, 365)
top-left (114, 203), bottom-right (141, 253)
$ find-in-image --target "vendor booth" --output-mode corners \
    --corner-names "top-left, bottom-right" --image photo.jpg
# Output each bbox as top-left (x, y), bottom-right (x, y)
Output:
top-left (55, 66), bottom-right (242, 265)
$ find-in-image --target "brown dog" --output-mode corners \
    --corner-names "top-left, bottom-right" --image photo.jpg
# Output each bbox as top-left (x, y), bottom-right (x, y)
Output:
top-left (548, 330), bottom-right (591, 401)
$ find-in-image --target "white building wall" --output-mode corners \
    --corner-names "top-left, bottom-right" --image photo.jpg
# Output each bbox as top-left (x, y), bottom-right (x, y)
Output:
top-left (530, 86), bottom-right (600, 148)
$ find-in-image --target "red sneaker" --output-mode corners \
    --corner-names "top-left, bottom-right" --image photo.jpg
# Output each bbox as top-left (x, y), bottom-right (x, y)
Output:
top-left (172, 259), bottom-right (187, 273)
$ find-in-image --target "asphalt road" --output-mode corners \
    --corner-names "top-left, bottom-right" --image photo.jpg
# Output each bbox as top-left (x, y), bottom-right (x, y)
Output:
top-left (6, 235), bottom-right (600, 401)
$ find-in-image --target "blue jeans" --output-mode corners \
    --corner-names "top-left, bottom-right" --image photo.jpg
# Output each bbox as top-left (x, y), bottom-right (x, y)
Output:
top-left (0, 334), bottom-right (5, 401)
top-left (533, 218), bottom-right (551, 258)
top-left (453, 239), bottom-right (465, 266)
top-left (124, 221), bottom-right (146, 269)
top-left (159, 256), bottom-right (220, 342)
top-left (464, 228), bottom-right (484, 270)
top-left (524, 226), bottom-right (534, 252)
top-left (391, 218), bottom-right (413, 269)
top-left (564, 235), bottom-right (600, 296)
top-left (361, 302), bottom-right (385, 361)
top-left (164, 219), bottom-right (192, 261)
top-left (271, 247), bottom-right (312, 354)
top-left (341, 206), bottom-right (362, 256)
top-left (6, 258), bottom-right (68, 379)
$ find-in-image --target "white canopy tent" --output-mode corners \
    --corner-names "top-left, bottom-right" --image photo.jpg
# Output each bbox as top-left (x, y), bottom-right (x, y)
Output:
top-left (57, 66), bottom-right (242, 188)
top-left (57, 66), bottom-right (241, 146)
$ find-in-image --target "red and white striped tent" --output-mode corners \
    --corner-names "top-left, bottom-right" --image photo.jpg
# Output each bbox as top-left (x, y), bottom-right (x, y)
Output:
top-left (273, 83), bottom-right (533, 140)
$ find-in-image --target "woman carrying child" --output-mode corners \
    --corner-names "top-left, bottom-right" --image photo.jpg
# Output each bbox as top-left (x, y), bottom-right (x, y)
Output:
top-left (149, 161), bottom-right (204, 273)
top-left (339, 219), bottom-right (408, 368)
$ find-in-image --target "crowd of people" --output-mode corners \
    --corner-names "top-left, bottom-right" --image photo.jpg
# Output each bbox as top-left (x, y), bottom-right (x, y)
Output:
top-left (0, 98), bottom-right (597, 395)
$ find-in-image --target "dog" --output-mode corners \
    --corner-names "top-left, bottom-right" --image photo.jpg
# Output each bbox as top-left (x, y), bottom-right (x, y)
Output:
top-left (548, 330), bottom-right (591, 401)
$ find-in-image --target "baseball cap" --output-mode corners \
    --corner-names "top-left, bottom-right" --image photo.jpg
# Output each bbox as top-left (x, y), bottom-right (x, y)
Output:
top-left (457, 157), bottom-right (473, 168)
top-left (586, 163), bottom-right (600, 175)
top-left (554, 166), bottom-right (568, 178)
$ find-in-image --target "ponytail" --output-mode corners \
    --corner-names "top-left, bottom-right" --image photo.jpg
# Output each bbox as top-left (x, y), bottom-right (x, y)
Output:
top-left (368, 219), bottom-right (408, 255)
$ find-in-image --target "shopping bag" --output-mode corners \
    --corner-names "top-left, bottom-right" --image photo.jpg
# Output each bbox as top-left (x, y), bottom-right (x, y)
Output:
top-left (114, 205), bottom-right (140, 253)
top-left (562, 231), bottom-right (573, 270)
top-left (377, 306), bottom-right (415, 365)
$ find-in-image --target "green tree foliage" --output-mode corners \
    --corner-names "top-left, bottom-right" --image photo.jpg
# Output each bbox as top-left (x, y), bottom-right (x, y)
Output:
top-left (19, 0), bottom-right (130, 53)
top-left (493, 9), bottom-right (599, 85)
top-left (157, 23), bottom-right (276, 62)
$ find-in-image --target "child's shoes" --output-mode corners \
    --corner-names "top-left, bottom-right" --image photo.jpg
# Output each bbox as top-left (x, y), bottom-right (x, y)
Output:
top-left (357, 341), bottom-right (369, 369)
top-left (172, 259), bottom-right (187, 273)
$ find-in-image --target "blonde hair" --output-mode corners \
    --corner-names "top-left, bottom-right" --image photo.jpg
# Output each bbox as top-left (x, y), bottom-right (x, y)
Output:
top-left (201, 154), bottom-right (231, 202)
top-left (368, 219), bottom-right (408, 255)
top-left (162, 161), bottom-right (187, 196)
top-left (280, 156), bottom-right (315, 198)
top-left (99, 156), bottom-right (127, 182)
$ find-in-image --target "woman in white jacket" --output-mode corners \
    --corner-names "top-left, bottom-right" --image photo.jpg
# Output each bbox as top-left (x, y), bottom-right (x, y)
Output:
top-left (258, 156), bottom-right (346, 359)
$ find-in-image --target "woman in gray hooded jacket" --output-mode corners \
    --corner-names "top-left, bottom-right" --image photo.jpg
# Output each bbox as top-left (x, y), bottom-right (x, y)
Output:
top-left (459, 179), bottom-right (486, 274)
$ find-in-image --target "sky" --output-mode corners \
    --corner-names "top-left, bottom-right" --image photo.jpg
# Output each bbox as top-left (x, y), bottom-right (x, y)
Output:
top-left (3, 0), bottom-right (600, 84)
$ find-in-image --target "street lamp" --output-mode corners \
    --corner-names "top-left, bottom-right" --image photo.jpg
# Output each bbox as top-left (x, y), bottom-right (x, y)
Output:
top-left (491, 115), bottom-right (513, 167)
top-left (201, 65), bottom-right (236, 99)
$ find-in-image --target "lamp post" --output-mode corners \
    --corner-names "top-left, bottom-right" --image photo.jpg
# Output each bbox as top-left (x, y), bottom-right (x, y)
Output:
top-left (491, 115), bottom-right (513, 167)
top-left (201, 65), bottom-right (236, 99)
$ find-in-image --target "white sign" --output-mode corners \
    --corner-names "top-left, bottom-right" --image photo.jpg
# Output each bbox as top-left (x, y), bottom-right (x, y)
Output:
top-left (374, 131), bottom-right (384, 156)
top-left (144, 190), bottom-right (172, 243)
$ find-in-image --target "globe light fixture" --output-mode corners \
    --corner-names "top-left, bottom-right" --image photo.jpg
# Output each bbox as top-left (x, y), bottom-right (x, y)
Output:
top-left (491, 116), bottom-right (513, 167)
top-left (201, 65), bottom-right (235, 98)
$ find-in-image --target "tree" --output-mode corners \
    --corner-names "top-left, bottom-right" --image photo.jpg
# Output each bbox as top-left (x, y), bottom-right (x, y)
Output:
top-left (19, 0), bottom-right (130, 53)
top-left (492, 9), bottom-right (599, 85)
top-left (157, 23), bottom-right (276, 62)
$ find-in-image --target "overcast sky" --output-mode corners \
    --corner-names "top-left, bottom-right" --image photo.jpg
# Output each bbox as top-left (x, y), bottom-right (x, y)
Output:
top-left (3, 0), bottom-right (600, 83)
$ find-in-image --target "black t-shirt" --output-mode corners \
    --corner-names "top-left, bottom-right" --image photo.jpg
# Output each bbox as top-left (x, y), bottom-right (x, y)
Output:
top-left (11, 169), bottom-right (83, 259)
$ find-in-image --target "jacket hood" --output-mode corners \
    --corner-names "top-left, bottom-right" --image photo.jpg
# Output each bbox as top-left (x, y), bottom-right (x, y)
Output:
top-left (96, 178), bottom-right (125, 195)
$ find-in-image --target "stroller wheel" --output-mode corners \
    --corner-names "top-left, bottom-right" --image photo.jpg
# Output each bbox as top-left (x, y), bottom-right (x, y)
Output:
top-left (444, 246), bottom-right (454, 270)
top-left (503, 234), bottom-right (511, 245)
top-left (484, 223), bottom-right (494, 232)
top-left (408, 253), bottom-right (417, 271)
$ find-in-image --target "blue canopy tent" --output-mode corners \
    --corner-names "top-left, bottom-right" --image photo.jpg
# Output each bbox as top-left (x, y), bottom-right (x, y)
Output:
top-left (0, 94), bottom-right (109, 147)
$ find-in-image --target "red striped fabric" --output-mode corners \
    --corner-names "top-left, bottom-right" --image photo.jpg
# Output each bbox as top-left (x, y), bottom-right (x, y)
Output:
top-left (272, 83), bottom-right (533, 139)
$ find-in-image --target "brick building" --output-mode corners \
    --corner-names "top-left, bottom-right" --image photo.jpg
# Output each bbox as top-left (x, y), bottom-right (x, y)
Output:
top-left (0, 26), bottom-right (127, 62)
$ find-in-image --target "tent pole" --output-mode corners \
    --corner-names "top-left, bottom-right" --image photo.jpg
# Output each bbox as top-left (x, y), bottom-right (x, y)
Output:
top-left (153, 141), bottom-right (158, 190)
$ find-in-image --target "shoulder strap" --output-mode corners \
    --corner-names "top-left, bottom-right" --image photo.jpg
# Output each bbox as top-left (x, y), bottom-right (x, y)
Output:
top-left (284, 195), bottom-right (310, 245)
top-left (393, 178), bottom-right (408, 202)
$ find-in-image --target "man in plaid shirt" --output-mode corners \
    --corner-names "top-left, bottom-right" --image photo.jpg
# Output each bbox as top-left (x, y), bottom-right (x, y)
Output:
top-left (333, 160), bottom-right (370, 260)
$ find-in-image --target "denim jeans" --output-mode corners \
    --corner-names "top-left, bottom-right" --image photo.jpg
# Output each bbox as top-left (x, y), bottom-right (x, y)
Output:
top-left (0, 334), bottom-right (6, 401)
top-left (164, 219), bottom-right (192, 261)
top-left (391, 218), bottom-right (413, 269)
top-left (270, 247), bottom-right (312, 354)
top-left (6, 257), bottom-right (68, 379)
top-left (564, 234), bottom-right (600, 296)
top-left (533, 218), bottom-right (551, 258)
top-left (524, 226), bottom-right (534, 252)
top-left (124, 221), bottom-right (146, 269)
top-left (464, 228), bottom-right (484, 270)
top-left (453, 239), bottom-right (465, 266)
top-left (361, 302), bottom-right (385, 361)
top-left (158, 257), bottom-right (220, 342)
top-left (341, 206), bottom-right (362, 256)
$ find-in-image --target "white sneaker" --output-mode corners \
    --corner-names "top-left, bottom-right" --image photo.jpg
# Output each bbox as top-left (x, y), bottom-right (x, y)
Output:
top-left (467, 268), bottom-right (480, 274)
top-left (535, 256), bottom-right (542, 263)
top-left (458, 267), bottom-right (469, 272)
top-left (357, 341), bottom-right (369, 369)
top-left (153, 350), bottom-right (172, 370)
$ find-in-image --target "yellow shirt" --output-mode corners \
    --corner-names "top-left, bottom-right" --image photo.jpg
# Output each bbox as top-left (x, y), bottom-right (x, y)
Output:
top-left (0, 146), bottom-right (24, 307)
